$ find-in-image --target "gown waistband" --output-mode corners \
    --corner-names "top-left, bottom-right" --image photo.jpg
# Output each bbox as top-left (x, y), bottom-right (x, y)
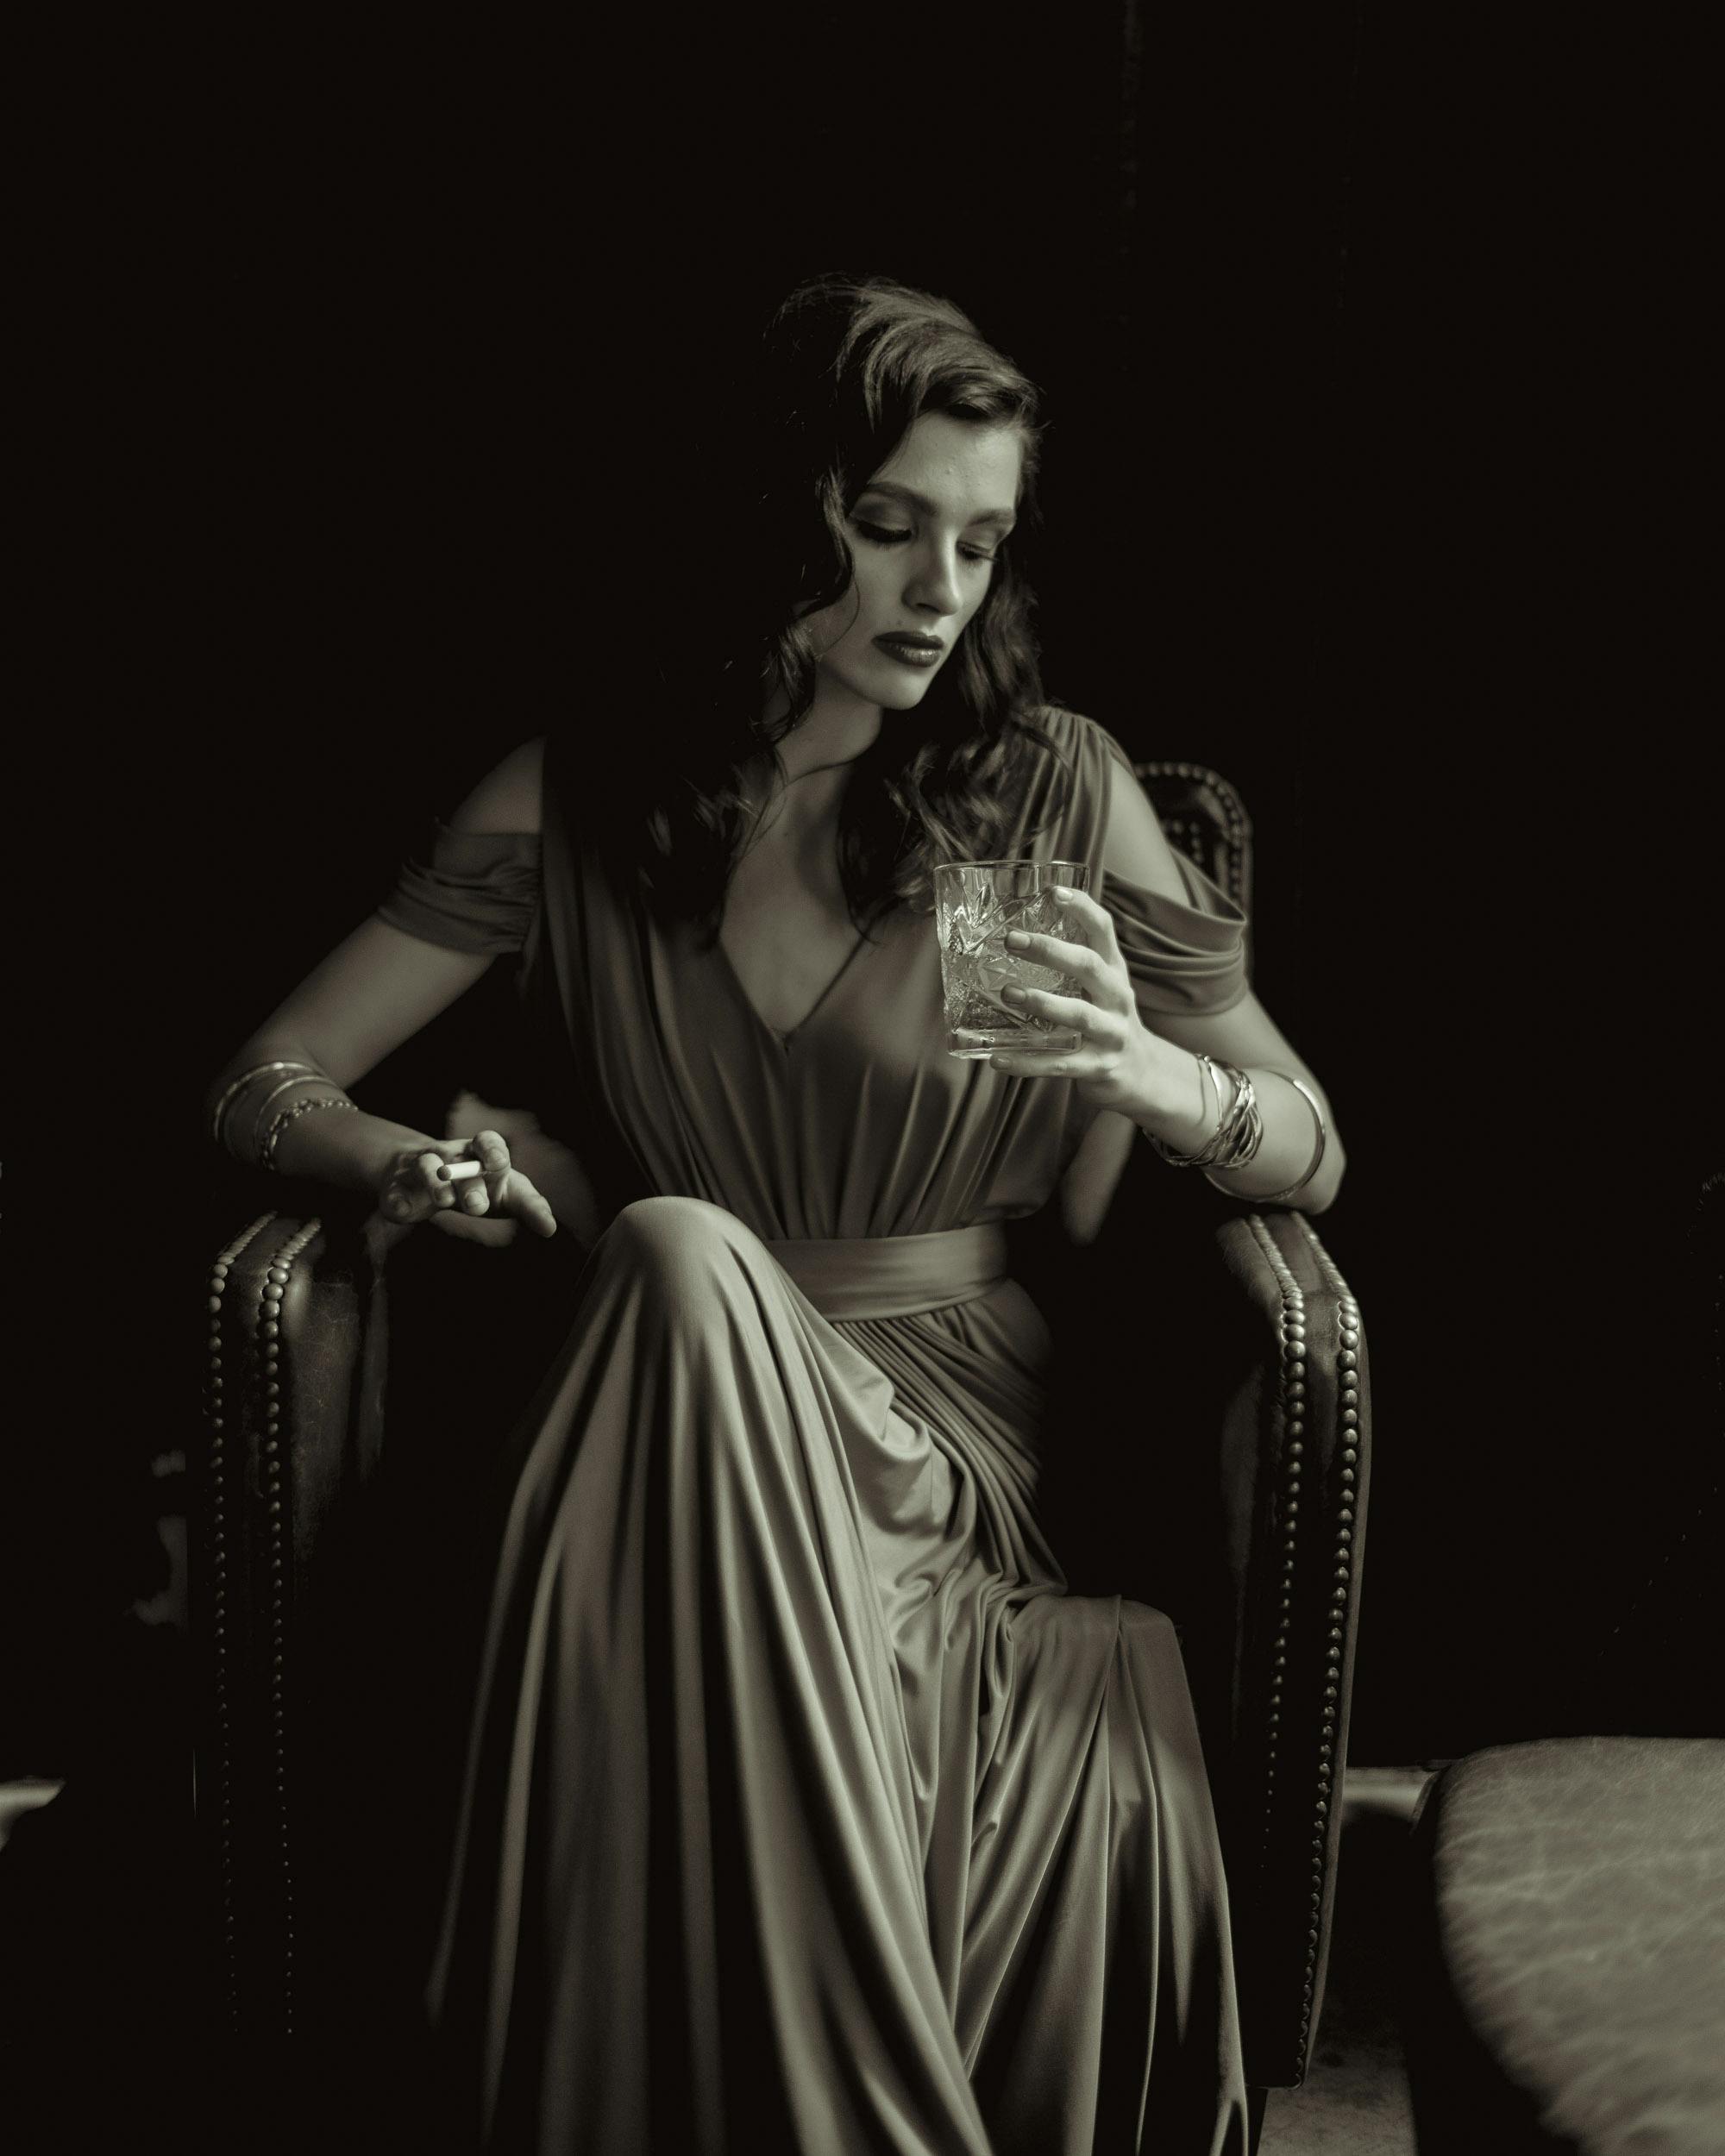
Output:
top-left (763, 1223), bottom-right (1009, 1323)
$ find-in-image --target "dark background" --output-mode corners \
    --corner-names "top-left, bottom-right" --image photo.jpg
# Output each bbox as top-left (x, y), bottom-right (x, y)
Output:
top-left (10, 13), bottom-right (1710, 1807)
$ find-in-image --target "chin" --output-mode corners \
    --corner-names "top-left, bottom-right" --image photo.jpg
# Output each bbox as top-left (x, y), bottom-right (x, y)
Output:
top-left (825, 646), bottom-right (944, 711)
top-left (865, 648), bottom-right (946, 709)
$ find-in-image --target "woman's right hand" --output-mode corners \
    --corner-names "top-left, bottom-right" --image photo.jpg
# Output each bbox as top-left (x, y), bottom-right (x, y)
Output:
top-left (376, 1129), bottom-right (558, 1242)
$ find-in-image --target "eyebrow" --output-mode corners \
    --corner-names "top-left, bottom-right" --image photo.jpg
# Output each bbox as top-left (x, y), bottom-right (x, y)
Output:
top-left (855, 479), bottom-right (1018, 530)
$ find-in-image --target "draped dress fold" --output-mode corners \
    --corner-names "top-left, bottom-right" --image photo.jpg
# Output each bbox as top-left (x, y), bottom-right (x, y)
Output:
top-left (377, 706), bottom-right (1252, 2154)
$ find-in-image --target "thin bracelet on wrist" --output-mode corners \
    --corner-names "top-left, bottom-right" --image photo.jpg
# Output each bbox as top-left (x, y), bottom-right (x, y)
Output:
top-left (1147, 1055), bottom-right (1260, 1172)
top-left (1145, 1052), bottom-right (1223, 1166)
top-left (260, 1094), bottom-right (359, 1172)
top-left (1196, 1050), bottom-right (1221, 1140)
top-left (210, 1060), bottom-right (320, 1149)
top-left (1203, 1070), bottom-right (1328, 1204)
top-left (244, 1072), bottom-right (337, 1163)
top-left (1171, 1051), bottom-right (1222, 1159)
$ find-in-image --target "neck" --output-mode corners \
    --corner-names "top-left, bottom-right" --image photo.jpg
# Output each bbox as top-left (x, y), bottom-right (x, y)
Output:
top-left (748, 678), bottom-right (884, 843)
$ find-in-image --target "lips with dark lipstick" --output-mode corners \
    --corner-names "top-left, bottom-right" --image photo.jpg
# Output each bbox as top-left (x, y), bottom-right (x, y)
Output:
top-left (873, 633), bottom-right (944, 667)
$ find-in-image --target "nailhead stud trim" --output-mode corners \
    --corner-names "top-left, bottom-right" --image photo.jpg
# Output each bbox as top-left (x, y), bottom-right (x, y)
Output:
top-left (1293, 1213), bottom-right (1364, 2077)
top-left (1136, 760), bottom-right (1251, 909)
top-left (254, 1215), bottom-right (320, 2036)
top-left (1245, 1213), bottom-right (1306, 1879)
top-left (205, 1211), bottom-right (273, 2030)
top-left (1233, 1211), bottom-right (1367, 2084)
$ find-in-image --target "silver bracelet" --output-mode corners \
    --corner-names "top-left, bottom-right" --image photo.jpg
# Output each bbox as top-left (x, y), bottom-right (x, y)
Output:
top-left (1221, 1067), bottom-right (1264, 1170)
top-left (260, 1094), bottom-right (358, 1172)
top-left (1204, 1070), bottom-right (1327, 1204)
top-left (1148, 1055), bottom-right (1256, 1170)
top-left (246, 1072), bottom-right (336, 1163)
top-left (1196, 1050), bottom-right (1221, 1138)
top-left (210, 1060), bottom-right (320, 1150)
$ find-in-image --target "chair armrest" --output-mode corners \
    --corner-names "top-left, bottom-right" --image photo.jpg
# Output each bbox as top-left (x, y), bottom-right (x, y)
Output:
top-left (1035, 1169), bottom-right (1371, 2093)
top-left (195, 1189), bottom-right (392, 2039)
top-left (1196, 1206), bottom-right (1369, 2091)
top-left (195, 1178), bottom-right (586, 2047)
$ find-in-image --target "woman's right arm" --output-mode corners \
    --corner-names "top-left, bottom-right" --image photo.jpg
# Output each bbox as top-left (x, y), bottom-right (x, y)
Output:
top-left (204, 739), bottom-right (554, 1229)
top-left (204, 921), bottom-right (498, 1193)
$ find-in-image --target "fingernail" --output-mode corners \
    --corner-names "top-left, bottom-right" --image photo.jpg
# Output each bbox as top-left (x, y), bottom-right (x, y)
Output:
top-left (1005, 931), bottom-right (1027, 950)
top-left (1001, 985), bottom-right (1026, 1004)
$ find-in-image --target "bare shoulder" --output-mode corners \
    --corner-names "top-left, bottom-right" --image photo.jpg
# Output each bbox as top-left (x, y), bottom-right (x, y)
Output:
top-left (1099, 733), bottom-right (1189, 905)
top-left (449, 737), bottom-right (546, 835)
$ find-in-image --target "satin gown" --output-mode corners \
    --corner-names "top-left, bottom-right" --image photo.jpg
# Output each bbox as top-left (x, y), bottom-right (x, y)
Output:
top-left (379, 706), bottom-right (1252, 2154)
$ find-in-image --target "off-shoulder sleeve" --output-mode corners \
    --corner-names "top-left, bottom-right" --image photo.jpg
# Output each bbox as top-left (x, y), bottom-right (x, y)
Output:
top-left (1040, 708), bottom-right (1251, 1017)
top-left (373, 819), bottom-right (543, 956)
top-left (1102, 856), bottom-right (1251, 1015)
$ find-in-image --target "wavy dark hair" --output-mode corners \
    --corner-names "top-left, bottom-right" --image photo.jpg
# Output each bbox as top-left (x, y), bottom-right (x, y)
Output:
top-left (585, 273), bottom-right (1071, 944)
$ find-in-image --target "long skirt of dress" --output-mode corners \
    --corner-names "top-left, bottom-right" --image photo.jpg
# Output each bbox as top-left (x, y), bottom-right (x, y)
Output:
top-left (427, 1198), bottom-right (1249, 2155)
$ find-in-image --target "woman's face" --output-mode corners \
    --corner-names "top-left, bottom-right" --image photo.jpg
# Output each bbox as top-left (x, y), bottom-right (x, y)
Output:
top-left (801, 412), bottom-right (1024, 712)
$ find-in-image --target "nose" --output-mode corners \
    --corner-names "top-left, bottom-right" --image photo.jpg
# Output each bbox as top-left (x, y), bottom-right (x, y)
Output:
top-left (903, 539), bottom-right (963, 620)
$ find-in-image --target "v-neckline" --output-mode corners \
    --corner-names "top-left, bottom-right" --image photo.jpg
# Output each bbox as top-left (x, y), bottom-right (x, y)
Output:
top-left (713, 919), bottom-right (875, 1053)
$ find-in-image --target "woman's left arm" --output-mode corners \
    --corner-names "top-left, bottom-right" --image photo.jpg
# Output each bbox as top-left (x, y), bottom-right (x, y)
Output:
top-left (988, 754), bottom-right (1346, 1215)
top-left (1129, 986), bottom-right (1346, 1214)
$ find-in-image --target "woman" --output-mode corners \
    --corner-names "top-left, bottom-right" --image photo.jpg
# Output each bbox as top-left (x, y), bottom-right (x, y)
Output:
top-left (209, 275), bottom-right (1343, 2153)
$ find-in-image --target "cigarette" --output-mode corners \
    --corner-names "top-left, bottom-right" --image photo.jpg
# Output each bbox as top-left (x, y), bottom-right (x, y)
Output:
top-left (442, 1160), bottom-right (485, 1181)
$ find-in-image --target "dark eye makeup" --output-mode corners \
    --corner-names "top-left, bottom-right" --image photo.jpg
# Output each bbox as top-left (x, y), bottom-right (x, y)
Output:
top-left (852, 516), bottom-right (998, 565)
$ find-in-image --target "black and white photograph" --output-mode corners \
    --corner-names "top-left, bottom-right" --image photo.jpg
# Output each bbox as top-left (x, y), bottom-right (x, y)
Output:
top-left (3, 14), bottom-right (1716, 2153)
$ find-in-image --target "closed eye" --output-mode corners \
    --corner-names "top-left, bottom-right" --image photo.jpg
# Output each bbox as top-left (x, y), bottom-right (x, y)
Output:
top-left (853, 519), bottom-right (997, 566)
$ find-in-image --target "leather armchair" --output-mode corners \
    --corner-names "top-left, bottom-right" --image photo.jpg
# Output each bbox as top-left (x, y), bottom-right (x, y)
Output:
top-left (195, 764), bottom-right (1371, 2133)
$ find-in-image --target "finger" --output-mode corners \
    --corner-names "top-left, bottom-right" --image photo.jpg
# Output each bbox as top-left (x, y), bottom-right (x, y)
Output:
top-left (471, 1130), bottom-right (512, 1178)
top-left (1029, 886), bottom-right (1106, 950)
top-left (988, 1050), bottom-right (1087, 1078)
top-left (1051, 883), bottom-right (1109, 929)
top-left (1055, 887), bottom-right (1126, 964)
top-left (386, 1175), bottom-right (442, 1221)
top-left (504, 1173), bottom-right (559, 1238)
top-left (1003, 929), bottom-right (1113, 993)
top-left (999, 984), bottom-right (1126, 1040)
top-left (416, 1150), bottom-right (466, 1210)
top-left (460, 1176), bottom-right (491, 1213)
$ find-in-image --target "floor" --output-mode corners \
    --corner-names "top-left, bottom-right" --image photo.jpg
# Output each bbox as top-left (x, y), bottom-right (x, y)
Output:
top-left (1262, 1765), bottom-right (1432, 2154)
top-left (0, 1745), bottom-right (1433, 2153)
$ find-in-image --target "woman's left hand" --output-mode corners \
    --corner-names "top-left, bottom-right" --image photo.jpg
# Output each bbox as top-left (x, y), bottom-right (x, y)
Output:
top-left (985, 885), bottom-right (1168, 1118)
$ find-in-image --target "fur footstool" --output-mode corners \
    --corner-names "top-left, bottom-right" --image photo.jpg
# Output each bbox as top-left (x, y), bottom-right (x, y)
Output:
top-left (1405, 1737), bottom-right (1725, 2153)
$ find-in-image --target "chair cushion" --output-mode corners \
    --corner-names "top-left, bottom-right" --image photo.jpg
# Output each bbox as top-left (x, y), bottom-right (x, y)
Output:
top-left (1420, 1737), bottom-right (1725, 2153)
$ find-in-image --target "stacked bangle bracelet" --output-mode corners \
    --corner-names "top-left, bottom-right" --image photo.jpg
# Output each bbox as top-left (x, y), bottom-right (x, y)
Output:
top-left (210, 1060), bottom-right (320, 1148)
top-left (1205, 1069), bottom-right (1328, 1204)
top-left (249, 1071), bottom-right (330, 1138)
top-left (1148, 1057), bottom-right (1329, 1206)
top-left (211, 1057), bottom-right (359, 1171)
top-left (1147, 1054), bottom-right (1264, 1174)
